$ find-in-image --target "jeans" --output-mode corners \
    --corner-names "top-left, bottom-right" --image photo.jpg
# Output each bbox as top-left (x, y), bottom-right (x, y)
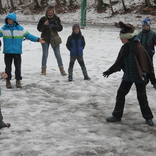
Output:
top-left (41, 43), bottom-right (63, 67)
top-left (112, 80), bottom-right (153, 120)
top-left (4, 54), bottom-right (22, 81)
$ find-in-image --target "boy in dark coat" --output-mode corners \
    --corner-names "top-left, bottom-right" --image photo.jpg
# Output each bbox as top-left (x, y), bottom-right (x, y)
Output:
top-left (103, 21), bottom-right (154, 126)
top-left (66, 24), bottom-right (90, 81)
top-left (138, 18), bottom-right (156, 89)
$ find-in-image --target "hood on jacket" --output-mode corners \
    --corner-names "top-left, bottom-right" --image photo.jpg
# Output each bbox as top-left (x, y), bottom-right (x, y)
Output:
top-left (5, 13), bottom-right (19, 25)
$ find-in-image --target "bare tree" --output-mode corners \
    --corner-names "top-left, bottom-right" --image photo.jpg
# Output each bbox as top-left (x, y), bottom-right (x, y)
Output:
top-left (69, 0), bottom-right (74, 7)
top-left (56, 0), bottom-right (61, 5)
top-left (97, 0), bottom-right (104, 11)
top-left (109, 0), bottom-right (114, 15)
top-left (10, 0), bottom-right (15, 10)
top-left (145, 0), bottom-right (152, 7)
top-left (34, 0), bottom-right (40, 9)
top-left (19, 0), bottom-right (23, 5)
top-left (0, 0), bottom-right (3, 10)
top-left (121, 0), bottom-right (127, 11)
top-left (41, 0), bottom-right (47, 7)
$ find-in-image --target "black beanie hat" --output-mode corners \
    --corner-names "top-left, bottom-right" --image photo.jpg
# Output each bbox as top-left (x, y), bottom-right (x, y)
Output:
top-left (72, 24), bottom-right (80, 31)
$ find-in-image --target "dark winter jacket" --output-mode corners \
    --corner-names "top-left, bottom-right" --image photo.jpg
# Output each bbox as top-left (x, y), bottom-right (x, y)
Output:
top-left (108, 36), bottom-right (154, 82)
top-left (66, 32), bottom-right (85, 56)
top-left (122, 36), bottom-right (143, 83)
top-left (137, 29), bottom-right (156, 58)
top-left (37, 14), bottom-right (63, 43)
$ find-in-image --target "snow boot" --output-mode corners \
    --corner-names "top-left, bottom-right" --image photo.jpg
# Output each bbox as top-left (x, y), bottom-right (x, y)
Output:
top-left (84, 75), bottom-right (91, 80)
top-left (68, 76), bottom-right (73, 81)
top-left (106, 116), bottom-right (121, 122)
top-left (0, 121), bottom-right (11, 129)
top-left (146, 119), bottom-right (154, 126)
top-left (16, 80), bottom-right (22, 88)
top-left (41, 66), bottom-right (46, 75)
top-left (6, 80), bottom-right (12, 89)
top-left (59, 66), bottom-right (67, 76)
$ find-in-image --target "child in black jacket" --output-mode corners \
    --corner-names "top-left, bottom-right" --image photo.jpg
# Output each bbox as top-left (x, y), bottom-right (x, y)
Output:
top-left (66, 24), bottom-right (90, 81)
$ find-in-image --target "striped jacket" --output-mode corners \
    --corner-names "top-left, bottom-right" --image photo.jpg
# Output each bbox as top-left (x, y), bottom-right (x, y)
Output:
top-left (0, 13), bottom-right (39, 54)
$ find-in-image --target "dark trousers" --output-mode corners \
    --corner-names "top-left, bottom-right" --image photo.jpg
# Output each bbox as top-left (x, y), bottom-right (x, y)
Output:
top-left (68, 56), bottom-right (88, 77)
top-left (112, 80), bottom-right (153, 120)
top-left (4, 54), bottom-right (22, 81)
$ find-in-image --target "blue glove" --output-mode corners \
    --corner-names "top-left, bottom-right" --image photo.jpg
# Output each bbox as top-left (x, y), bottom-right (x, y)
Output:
top-left (103, 70), bottom-right (113, 78)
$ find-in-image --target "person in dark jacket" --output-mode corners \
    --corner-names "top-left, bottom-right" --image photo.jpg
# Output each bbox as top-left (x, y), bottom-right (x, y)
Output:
top-left (138, 18), bottom-right (156, 89)
top-left (103, 21), bottom-right (154, 126)
top-left (66, 24), bottom-right (90, 81)
top-left (37, 5), bottom-right (66, 76)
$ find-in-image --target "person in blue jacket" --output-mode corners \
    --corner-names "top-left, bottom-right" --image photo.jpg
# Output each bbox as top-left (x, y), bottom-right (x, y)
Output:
top-left (66, 24), bottom-right (90, 81)
top-left (0, 13), bottom-right (45, 89)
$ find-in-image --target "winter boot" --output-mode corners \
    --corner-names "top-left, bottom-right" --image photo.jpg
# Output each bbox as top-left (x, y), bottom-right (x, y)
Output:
top-left (59, 66), bottom-right (67, 76)
top-left (68, 76), bottom-right (73, 81)
top-left (6, 80), bottom-right (12, 89)
top-left (106, 116), bottom-right (121, 122)
top-left (84, 75), bottom-right (91, 80)
top-left (41, 66), bottom-right (46, 75)
top-left (146, 119), bottom-right (154, 126)
top-left (16, 80), bottom-right (22, 88)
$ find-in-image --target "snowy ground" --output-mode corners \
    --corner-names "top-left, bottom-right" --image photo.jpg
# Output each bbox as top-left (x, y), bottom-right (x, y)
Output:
top-left (0, 23), bottom-right (156, 156)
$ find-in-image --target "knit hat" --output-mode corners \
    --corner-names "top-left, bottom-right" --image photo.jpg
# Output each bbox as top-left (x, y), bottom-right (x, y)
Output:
top-left (142, 18), bottom-right (151, 27)
top-left (115, 21), bottom-right (138, 39)
top-left (72, 24), bottom-right (80, 31)
top-left (45, 5), bottom-right (54, 14)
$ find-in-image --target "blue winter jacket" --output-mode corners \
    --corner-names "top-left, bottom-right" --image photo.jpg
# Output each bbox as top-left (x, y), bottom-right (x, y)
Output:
top-left (0, 13), bottom-right (39, 54)
top-left (66, 32), bottom-right (85, 56)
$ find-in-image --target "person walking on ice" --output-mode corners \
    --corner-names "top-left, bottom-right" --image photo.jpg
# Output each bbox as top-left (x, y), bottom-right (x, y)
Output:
top-left (0, 13), bottom-right (45, 89)
top-left (66, 24), bottom-right (90, 81)
top-left (103, 21), bottom-right (154, 126)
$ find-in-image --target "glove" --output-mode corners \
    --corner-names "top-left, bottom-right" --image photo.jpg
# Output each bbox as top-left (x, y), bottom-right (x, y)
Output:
top-left (103, 70), bottom-right (113, 78)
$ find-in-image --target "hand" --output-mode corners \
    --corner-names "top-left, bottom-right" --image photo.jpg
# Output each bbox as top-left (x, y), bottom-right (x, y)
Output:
top-left (1, 72), bottom-right (8, 79)
top-left (44, 20), bottom-right (49, 25)
top-left (39, 38), bottom-right (45, 43)
top-left (103, 70), bottom-right (113, 78)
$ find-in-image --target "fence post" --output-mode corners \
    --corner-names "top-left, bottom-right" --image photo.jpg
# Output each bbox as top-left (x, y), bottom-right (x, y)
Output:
top-left (81, 0), bottom-right (87, 27)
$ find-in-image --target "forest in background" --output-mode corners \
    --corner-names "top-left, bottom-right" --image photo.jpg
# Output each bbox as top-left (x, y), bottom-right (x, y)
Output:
top-left (0, 0), bottom-right (156, 16)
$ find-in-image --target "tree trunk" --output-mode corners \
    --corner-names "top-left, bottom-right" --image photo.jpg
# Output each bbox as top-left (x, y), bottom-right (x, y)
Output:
top-left (0, 0), bottom-right (3, 9)
top-left (62, 0), bottom-right (66, 5)
top-left (69, 0), bottom-right (73, 7)
top-left (19, 0), bottom-right (23, 5)
top-left (41, 0), bottom-right (47, 7)
top-left (145, 0), bottom-right (152, 7)
top-left (56, 0), bottom-right (60, 5)
top-left (121, 0), bottom-right (127, 11)
top-left (10, 0), bottom-right (15, 10)
top-left (34, 0), bottom-right (40, 9)
top-left (97, 0), bottom-right (103, 11)
top-left (109, 0), bottom-right (114, 15)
